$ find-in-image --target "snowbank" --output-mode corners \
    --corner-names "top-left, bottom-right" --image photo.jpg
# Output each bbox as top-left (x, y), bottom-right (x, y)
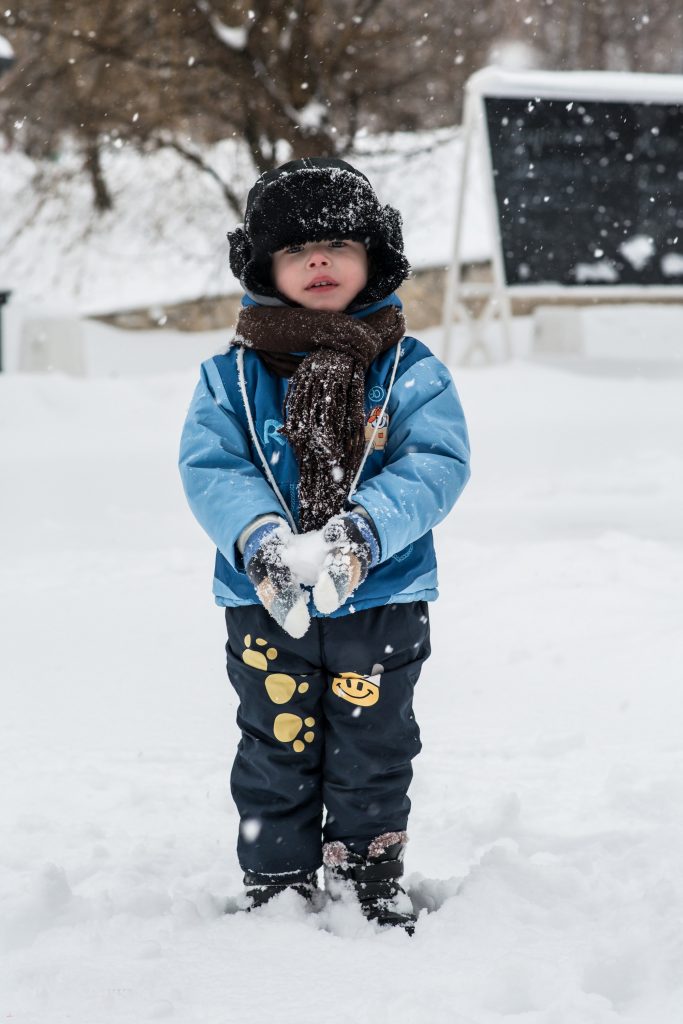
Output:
top-left (2, 352), bottom-right (683, 1022)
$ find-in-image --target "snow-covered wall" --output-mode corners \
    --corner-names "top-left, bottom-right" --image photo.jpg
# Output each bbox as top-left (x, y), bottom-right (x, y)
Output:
top-left (0, 130), bottom-right (491, 315)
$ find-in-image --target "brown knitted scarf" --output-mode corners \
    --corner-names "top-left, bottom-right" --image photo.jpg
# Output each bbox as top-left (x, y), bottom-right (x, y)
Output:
top-left (235, 304), bottom-right (405, 531)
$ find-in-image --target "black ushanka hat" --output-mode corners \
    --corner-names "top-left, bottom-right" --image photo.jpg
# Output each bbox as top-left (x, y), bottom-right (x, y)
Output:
top-left (227, 157), bottom-right (410, 307)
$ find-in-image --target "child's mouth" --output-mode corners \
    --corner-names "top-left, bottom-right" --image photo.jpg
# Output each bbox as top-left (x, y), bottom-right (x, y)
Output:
top-left (305, 278), bottom-right (338, 291)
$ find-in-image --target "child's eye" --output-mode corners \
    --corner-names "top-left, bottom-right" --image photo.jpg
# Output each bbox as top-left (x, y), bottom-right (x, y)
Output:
top-left (285, 244), bottom-right (304, 254)
top-left (328, 240), bottom-right (347, 248)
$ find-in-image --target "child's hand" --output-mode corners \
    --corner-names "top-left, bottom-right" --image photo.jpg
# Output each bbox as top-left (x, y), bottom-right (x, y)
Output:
top-left (312, 510), bottom-right (380, 614)
top-left (244, 522), bottom-right (311, 638)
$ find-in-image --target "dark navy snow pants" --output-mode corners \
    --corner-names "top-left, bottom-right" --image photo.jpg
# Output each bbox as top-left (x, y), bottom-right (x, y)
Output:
top-left (224, 601), bottom-right (431, 874)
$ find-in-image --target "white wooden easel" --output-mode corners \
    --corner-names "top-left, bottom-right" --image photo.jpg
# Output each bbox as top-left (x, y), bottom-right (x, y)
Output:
top-left (441, 67), bottom-right (683, 366)
top-left (441, 77), bottom-right (513, 365)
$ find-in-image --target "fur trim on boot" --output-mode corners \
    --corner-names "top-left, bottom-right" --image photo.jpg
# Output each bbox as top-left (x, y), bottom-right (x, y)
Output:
top-left (367, 830), bottom-right (409, 859)
top-left (322, 833), bottom-right (416, 935)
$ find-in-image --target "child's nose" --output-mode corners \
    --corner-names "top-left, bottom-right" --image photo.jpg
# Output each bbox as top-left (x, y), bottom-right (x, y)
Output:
top-left (306, 247), bottom-right (330, 267)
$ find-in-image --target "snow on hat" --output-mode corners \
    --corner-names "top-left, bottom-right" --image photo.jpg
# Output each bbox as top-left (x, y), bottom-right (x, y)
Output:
top-left (227, 157), bottom-right (410, 306)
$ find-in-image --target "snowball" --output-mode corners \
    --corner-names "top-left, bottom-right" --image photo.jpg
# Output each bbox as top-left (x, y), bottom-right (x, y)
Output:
top-left (573, 260), bottom-right (619, 283)
top-left (661, 252), bottom-right (683, 276)
top-left (619, 234), bottom-right (655, 271)
top-left (281, 528), bottom-right (328, 586)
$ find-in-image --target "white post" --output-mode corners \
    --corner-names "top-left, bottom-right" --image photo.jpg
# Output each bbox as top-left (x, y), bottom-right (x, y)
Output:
top-left (473, 87), bottom-right (513, 360)
top-left (441, 86), bottom-right (477, 365)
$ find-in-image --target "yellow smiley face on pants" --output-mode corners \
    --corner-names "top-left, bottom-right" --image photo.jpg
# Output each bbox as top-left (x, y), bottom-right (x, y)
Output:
top-left (331, 672), bottom-right (381, 707)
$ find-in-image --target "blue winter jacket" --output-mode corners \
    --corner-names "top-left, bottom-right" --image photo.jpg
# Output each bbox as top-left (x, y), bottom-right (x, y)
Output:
top-left (178, 293), bottom-right (470, 616)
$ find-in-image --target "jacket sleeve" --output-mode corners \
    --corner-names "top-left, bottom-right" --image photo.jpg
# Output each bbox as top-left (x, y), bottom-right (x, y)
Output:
top-left (178, 359), bottom-right (286, 571)
top-left (350, 351), bottom-right (470, 562)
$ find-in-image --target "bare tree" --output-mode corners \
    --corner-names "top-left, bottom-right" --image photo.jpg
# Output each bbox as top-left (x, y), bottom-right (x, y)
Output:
top-left (2, 0), bottom-right (681, 215)
top-left (1, 0), bottom-right (458, 214)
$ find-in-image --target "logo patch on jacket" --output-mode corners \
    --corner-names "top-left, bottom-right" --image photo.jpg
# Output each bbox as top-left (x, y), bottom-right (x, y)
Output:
top-left (263, 418), bottom-right (285, 446)
top-left (365, 405), bottom-right (389, 451)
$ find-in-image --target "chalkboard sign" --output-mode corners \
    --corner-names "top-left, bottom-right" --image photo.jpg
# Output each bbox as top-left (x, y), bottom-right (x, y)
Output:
top-left (484, 95), bottom-right (683, 288)
top-left (442, 70), bottom-right (683, 361)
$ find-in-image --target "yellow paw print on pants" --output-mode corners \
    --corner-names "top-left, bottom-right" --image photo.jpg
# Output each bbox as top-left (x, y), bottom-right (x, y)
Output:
top-left (241, 634), bottom-right (315, 753)
top-left (274, 713), bottom-right (316, 753)
top-left (241, 634), bottom-right (278, 671)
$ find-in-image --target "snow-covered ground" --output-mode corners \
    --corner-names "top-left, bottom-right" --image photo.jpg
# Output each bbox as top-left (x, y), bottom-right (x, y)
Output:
top-left (2, 319), bottom-right (683, 1022)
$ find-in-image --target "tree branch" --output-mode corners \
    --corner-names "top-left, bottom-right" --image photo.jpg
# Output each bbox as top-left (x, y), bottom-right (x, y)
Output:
top-left (152, 135), bottom-right (244, 218)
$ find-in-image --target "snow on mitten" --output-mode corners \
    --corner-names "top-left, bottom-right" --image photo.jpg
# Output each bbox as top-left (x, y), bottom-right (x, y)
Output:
top-left (312, 510), bottom-right (380, 615)
top-left (243, 521), bottom-right (311, 638)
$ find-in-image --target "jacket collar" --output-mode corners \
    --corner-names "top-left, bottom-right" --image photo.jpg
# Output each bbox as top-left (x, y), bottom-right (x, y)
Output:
top-left (240, 290), bottom-right (403, 320)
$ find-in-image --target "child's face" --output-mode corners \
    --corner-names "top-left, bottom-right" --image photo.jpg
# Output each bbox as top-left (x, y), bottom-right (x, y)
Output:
top-left (271, 240), bottom-right (368, 311)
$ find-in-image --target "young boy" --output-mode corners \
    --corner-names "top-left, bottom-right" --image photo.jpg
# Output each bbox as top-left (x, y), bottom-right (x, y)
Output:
top-left (179, 157), bottom-right (470, 933)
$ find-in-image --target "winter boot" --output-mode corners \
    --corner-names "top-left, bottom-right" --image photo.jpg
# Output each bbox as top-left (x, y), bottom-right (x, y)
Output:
top-left (242, 868), bottom-right (318, 910)
top-left (323, 832), bottom-right (416, 935)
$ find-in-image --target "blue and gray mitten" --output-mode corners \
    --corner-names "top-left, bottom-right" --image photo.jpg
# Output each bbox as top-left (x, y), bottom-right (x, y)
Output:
top-left (313, 510), bottom-right (380, 614)
top-left (242, 520), bottom-right (311, 638)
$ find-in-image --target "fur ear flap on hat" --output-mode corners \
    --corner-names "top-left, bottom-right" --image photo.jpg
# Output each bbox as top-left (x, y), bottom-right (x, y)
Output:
top-left (227, 226), bottom-right (251, 281)
top-left (381, 205), bottom-right (404, 251)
